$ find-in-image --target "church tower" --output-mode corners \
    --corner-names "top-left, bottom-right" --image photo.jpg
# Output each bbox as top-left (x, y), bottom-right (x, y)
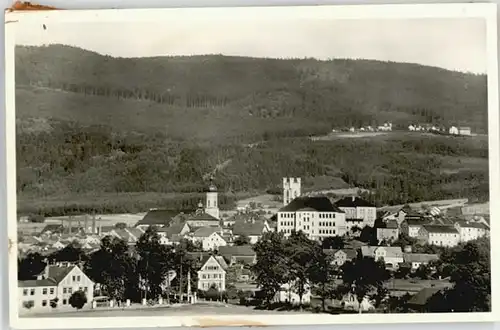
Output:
top-left (283, 177), bottom-right (301, 206)
top-left (205, 177), bottom-right (220, 220)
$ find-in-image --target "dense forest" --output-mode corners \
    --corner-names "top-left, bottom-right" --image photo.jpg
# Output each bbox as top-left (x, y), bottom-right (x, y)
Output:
top-left (15, 45), bottom-right (490, 216)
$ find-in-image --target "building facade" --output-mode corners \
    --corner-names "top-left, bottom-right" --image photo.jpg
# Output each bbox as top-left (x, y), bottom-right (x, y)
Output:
top-left (334, 197), bottom-right (377, 227)
top-left (197, 256), bottom-right (227, 291)
top-left (454, 220), bottom-right (489, 242)
top-left (277, 196), bottom-right (347, 240)
top-left (205, 179), bottom-right (220, 220)
top-left (18, 265), bottom-right (94, 314)
top-left (361, 246), bottom-right (404, 270)
top-left (418, 225), bottom-right (460, 247)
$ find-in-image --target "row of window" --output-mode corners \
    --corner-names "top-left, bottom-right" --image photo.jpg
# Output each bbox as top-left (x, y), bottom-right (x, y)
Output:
top-left (280, 213), bottom-right (295, 218)
top-left (71, 275), bottom-right (82, 282)
top-left (201, 282), bottom-right (222, 290)
top-left (280, 221), bottom-right (294, 227)
top-left (201, 274), bottom-right (223, 279)
top-left (318, 221), bottom-right (335, 227)
top-left (319, 214), bottom-right (336, 219)
top-left (205, 266), bottom-right (219, 271)
top-left (319, 229), bottom-right (336, 235)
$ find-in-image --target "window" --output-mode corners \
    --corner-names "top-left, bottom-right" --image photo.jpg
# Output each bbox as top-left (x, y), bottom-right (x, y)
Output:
top-left (42, 288), bottom-right (47, 295)
top-left (30, 289), bottom-right (35, 296)
top-left (68, 287), bottom-right (73, 294)
top-left (63, 288), bottom-right (67, 294)
top-left (63, 299), bottom-right (67, 305)
top-left (77, 275), bottom-right (81, 281)
top-left (202, 274), bottom-right (206, 279)
top-left (23, 289), bottom-right (28, 296)
top-left (50, 288), bottom-right (54, 294)
top-left (42, 300), bottom-right (47, 307)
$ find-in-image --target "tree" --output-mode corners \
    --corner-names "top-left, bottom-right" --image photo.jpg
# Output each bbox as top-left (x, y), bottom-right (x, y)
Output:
top-left (18, 252), bottom-right (46, 280)
top-left (136, 226), bottom-right (175, 300)
top-left (413, 264), bottom-right (432, 280)
top-left (28, 214), bottom-right (45, 223)
top-left (309, 246), bottom-right (337, 311)
top-left (252, 231), bottom-right (288, 306)
top-left (84, 235), bottom-right (136, 302)
top-left (341, 256), bottom-right (390, 312)
top-left (234, 234), bottom-right (251, 246)
top-left (49, 240), bottom-right (87, 264)
top-left (359, 226), bottom-right (378, 245)
top-left (69, 290), bottom-right (87, 309)
top-left (322, 236), bottom-right (345, 250)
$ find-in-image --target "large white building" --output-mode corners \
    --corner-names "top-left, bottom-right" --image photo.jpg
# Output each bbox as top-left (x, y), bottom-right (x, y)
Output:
top-left (277, 196), bottom-right (347, 240)
top-left (18, 264), bottom-right (94, 314)
top-left (334, 196), bottom-right (377, 227)
top-left (418, 225), bottom-right (460, 247)
top-left (454, 220), bottom-right (489, 242)
top-left (283, 177), bottom-right (301, 206)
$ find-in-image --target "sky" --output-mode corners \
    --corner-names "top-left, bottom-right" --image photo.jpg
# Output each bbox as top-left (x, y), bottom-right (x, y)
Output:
top-left (15, 17), bottom-right (487, 74)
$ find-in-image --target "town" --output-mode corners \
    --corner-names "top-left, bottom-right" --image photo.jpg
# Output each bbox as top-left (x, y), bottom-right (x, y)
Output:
top-left (17, 176), bottom-right (490, 316)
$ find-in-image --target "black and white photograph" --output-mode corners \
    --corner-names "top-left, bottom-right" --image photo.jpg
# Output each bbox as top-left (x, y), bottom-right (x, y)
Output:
top-left (4, 3), bottom-right (500, 328)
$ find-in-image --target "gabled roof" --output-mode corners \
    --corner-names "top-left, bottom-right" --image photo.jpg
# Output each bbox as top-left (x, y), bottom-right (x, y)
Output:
top-left (188, 212), bottom-right (219, 222)
top-left (199, 255), bottom-right (228, 272)
top-left (454, 220), bottom-right (489, 230)
top-left (158, 223), bottom-right (189, 237)
top-left (226, 212), bottom-right (266, 223)
top-left (232, 220), bottom-right (267, 236)
top-left (279, 197), bottom-right (344, 213)
top-left (323, 248), bottom-right (357, 260)
top-left (384, 220), bottom-right (399, 229)
top-left (19, 279), bottom-right (57, 287)
top-left (403, 253), bottom-right (439, 263)
top-left (218, 245), bottom-right (255, 257)
top-left (335, 197), bottom-right (375, 208)
top-left (20, 265), bottom-right (78, 287)
top-left (407, 288), bottom-right (442, 306)
top-left (422, 225), bottom-right (458, 234)
top-left (192, 226), bottom-right (222, 238)
top-left (136, 209), bottom-right (178, 227)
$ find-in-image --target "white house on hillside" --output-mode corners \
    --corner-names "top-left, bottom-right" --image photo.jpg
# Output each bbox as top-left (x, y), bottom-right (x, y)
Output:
top-left (361, 246), bottom-right (404, 270)
top-left (197, 255), bottom-right (228, 291)
top-left (418, 225), bottom-right (460, 247)
top-left (454, 220), bottom-right (489, 242)
top-left (449, 126), bottom-right (459, 135)
top-left (18, 264), bottom-right (94, 314)
top-left (190, 227), bottom-right (227, 251)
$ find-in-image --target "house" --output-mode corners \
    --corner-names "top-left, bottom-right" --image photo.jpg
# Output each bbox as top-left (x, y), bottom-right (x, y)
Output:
top-left (323, 249), bottom-right (357, 267)
top-left (190, 227), bottom-right (227, 251)
top-left (186, 208), bottom-right (221, 228)
top-left (51, 241), bottom-right (67, 250)
top-left (277, 196), bottom-right (347, 240)
top-left (458, 126), bottom-right (472, 136)
top-left (461, 202), bottom-right (489, 215)
top-left (454, 220), bottom-right (489, 242)
top-left (376, 220), bottom-right (399, 243)
top-left (197, 255), bottom-right (228, 291)
top-left (218, 245), bottom-right (257, 266)
top-left (334, 196), bottom-right (376, 227)
top-left (360, 246), bottom-right (404, 270)
top-left (406, 288), bottom-right (442, 312)
top-left (135, 209), bottom-right (179, 229)
top-left (232, 220), bottom-right (270, 244)
top-left (41, 224), bottom-right (65, 235)
top-left (418, 225), bottom-right (460, 247)
top-left (403, 253), bottom-right (439, 271)
top-left (449, 126), bottom-right (459, 135)
top-left (273, 281), bottom-right (311, 305)
top-left (157, 222), bottom-right (191, 245)
top-left (18, 264), bottom-right (94, 314)
top-left (400, 218), bottom-right (431, 238)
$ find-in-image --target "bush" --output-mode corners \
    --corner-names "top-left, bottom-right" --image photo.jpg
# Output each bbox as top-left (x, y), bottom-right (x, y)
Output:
top-left (50, 297), bottom-right (59, 308)
top-left (23, 300), bottom-right (34, 309)
top-left (69, 290), bottom-right (88, 309)
top-left (28, 214), bottom-right (45, 223)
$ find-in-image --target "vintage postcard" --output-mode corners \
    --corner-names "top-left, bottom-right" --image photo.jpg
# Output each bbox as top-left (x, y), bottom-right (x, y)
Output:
top-left (4, 3), bottom-right (499, 329)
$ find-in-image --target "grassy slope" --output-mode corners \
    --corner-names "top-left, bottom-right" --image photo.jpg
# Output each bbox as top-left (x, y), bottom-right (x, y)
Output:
top-left (14, 45), bottom-right (490, 214)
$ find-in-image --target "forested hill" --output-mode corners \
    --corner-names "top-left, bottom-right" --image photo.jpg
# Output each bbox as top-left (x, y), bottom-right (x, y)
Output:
top-left (15, 44), bottom-right (490, 216)
top-left (16, 44), bottom-right (488, 140)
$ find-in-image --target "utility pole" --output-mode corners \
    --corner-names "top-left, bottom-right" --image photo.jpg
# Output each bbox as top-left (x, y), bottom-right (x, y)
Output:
top-left (178, 255), bottom-right (183, 302)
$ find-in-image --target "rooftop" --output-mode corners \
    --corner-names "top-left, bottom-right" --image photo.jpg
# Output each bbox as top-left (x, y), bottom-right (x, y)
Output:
top-left (218, 245), bottom-right (255, 257)
top-left (454, 220), bottom-right (489, 230)
top-left (279, 196), bottom-right (344, 213)
top-left (422, 225), bottom-right (459, 234)
top-left (192, 226), bottom-right (222, 238)
top-left (403, 253), bottom-right (439, 263)
top-left (334, 196), bottom-right (375, 208)
top-left (361, 246), bottom-right (403, 258)
top-left (136, 209), bottom-right (178, 227)
top-left (232, 220), bottom-right (267, 236)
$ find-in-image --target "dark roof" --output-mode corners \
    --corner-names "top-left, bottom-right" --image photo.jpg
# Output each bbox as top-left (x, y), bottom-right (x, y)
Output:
top-left (226, 213), bottom-right (267, 223)
top-left (385, 220), bottom-right (399, 229)
top-left (187, 212), bottom-right (219, 222)
top-left (19, 279), bottom-right (57, 287)
top-left (407, 288), bottom-right (442, 306)
top-left (334, 197), bottom-right (375, 208)
top-left (233, 221), bottom-right (267, 236)
top-left (158, 223), bottom-right (188, 237)
top-left (192, 226), bottom-right (222, 238)
top-left (218, 245), bottom-right (255, 257)
top-left (279, 197), bottom-right (344, 213)
top-left (136, 210), bottom-right (178, 227)
top-left (454, 220), bottom-right (489, 230)
top-left (323, 248), bottom-right (357, 260)
top-left (422, 225), bottom-right (458, 234)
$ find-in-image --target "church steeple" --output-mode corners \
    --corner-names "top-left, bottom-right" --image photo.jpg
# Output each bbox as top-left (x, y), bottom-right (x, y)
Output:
top-left (204, 176), bottom-right (219, 219)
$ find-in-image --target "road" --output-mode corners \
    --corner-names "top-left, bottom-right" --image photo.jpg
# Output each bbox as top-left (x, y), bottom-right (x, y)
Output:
top-left (22, 302), bottom-right (309, 318)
